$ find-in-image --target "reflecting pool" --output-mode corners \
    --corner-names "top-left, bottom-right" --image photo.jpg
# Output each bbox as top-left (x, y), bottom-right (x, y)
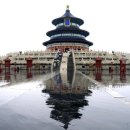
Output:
top-left (0, 69), bottom-right (130, 130)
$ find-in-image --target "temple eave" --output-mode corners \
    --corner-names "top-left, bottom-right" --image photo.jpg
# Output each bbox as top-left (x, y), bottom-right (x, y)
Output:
top-left (46, 29), bottom-right (89, 37)
top-left (43, 40), bottom-right (93, 46)
top-left (52, 17), bottom-right (84, 26)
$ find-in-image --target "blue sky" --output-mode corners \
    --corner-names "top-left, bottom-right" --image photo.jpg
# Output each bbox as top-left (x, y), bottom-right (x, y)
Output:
top-left (0, 0), bottom-right (130, 55)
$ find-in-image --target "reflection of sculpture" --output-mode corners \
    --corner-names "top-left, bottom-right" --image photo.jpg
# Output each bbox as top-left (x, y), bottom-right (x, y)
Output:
top-left (42, 71), bottom-right (92, 129)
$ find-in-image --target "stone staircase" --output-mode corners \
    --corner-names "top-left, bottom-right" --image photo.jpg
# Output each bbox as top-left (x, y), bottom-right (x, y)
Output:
top-left (60, 53), bottom-right (68, 73)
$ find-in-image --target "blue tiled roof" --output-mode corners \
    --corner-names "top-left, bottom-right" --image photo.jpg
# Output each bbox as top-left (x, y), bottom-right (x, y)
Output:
top-left (46, 27), bottom-right (89, 37)
top-left (43, 37), bottom-right (93, 46)
top-left (52, 9), bottom-right (84, 26)
top-left (43, 7), bottom-right (93, 48)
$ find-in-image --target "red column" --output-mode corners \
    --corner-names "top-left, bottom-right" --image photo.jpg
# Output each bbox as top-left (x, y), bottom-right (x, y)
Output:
top-left (95, 57), bottom-right (102, 72)
top-left (0, 61), bottom-right (2, 73)
top-left (26, 57), bottom-right (33, 69)
top-left (120, 58), bottom-right (126, 73)
top-left (4, 58), bottom-right (11, 72)
top-left (26, 57), bottom-right (33, 79)
top-left (63, 46), bottom-right (65, 52)
top-left (61, 46), bottom-right (63, 52)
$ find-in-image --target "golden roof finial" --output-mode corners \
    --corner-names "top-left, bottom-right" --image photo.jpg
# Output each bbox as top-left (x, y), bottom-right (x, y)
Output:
top-left (66, 5), bottom-right (69, 10)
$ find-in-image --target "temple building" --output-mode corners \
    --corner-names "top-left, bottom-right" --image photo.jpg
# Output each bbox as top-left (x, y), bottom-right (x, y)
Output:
top-left (0, 6), bottom-right (130, 72)
top-left (43, 5), bottom-right (93, 52)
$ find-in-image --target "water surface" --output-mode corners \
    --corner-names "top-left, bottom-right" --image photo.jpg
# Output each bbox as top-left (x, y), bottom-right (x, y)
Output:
top-left (0, 70), bottom-right (130, 130)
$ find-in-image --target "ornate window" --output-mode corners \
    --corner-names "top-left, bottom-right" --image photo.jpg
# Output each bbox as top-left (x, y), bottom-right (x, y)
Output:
top-left (64, 18), bottom-right (70, 26)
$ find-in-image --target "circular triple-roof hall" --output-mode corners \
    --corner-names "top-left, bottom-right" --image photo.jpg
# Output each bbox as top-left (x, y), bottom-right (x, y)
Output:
top-left (43, 5), bottom-right (93, 52)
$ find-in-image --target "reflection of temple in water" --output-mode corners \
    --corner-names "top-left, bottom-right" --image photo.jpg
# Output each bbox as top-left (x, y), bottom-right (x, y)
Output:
top-left (42, 71), bottom-right (92, 129)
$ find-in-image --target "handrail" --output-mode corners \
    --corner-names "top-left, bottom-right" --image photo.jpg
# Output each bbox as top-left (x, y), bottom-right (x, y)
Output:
top-left (72, 50), bottom-right (76, 70)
